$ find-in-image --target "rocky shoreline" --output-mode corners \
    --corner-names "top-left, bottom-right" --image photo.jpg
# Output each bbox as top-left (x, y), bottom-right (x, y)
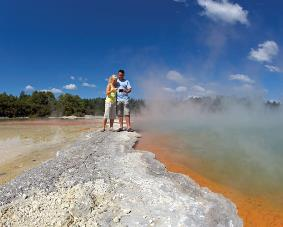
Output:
top-left (0, 131), bottom-right (243, 226)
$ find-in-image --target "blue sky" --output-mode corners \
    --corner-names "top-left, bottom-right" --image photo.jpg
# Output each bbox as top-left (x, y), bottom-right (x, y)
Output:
top-left (0, 0), bottom-right (283, 100)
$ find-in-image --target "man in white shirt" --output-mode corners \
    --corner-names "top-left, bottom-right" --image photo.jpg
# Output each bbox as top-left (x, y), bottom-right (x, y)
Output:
top-left (116, 69), bottom-right (134, 132)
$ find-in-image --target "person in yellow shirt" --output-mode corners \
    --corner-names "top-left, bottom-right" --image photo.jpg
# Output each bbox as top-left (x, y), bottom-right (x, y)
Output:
top-left (101, 74), bottom-right (117, 132)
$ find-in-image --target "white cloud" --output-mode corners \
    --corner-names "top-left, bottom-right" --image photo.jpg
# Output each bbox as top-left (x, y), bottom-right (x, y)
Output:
top-left (163, 87), bottom-right (175, 93)
top-left (192, 85), bottom-right (206, 93)
top-left (190, 85), bottom-right (215, 97)
top-left (63, 84), bottom-right (77, 90)
top-left (25, 85), bottom-right (34, 92)
top-left (41, 88), bottom-right (63, 94)
top-left (166, 70), bottom-right (184, 82)
top-left (82, 82), bottom-right (96, 88)
top-left (229, 74), bottom-right (255, 84)
top-left (70, 76), bottom-right (75, 80)
top-left (265, 65), bottom-right (282, 73)
top-left (197, 0), bottom-right (249, 25)
top-left (163, 84), bottom-right (215, 97)
top-left (176, 86), bottom-right (188, 92)
top-left (249, 41), bottom-right (279, 63)
top-left (50, 88), bottom-right (63, 94)
top-left (163, 86), bottom-right (188, 93)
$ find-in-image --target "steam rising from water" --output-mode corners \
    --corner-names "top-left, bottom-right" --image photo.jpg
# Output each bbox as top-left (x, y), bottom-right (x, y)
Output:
top-left (136, 81), bottom-right (283, 199)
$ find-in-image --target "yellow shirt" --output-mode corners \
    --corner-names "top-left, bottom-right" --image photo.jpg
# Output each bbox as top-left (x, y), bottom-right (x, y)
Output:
top-left (105, 89), bottom-right (116, 103)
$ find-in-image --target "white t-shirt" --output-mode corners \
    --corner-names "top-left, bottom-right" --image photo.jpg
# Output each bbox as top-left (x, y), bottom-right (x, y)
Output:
top-left (116, 79), bottom-right (131, 101)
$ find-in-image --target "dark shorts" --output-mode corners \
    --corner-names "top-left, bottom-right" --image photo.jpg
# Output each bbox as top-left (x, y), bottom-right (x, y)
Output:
top-left (117, 100), bottom-right (130, 116)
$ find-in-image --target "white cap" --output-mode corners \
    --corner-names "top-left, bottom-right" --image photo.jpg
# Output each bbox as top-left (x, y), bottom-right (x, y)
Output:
top-left (112, 74), bottom-right (117, 79)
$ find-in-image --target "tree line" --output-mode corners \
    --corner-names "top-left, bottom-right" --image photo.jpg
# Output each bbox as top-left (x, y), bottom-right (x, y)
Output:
top-left (0, 91), bottom-right (145, 118)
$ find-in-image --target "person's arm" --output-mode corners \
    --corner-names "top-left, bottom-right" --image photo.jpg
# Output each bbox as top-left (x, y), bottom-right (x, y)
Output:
top-left (125, 81), bottom-right (132, 93)
top-left (106, 84), bottom-right (114, 96)
top-left (125, 88), bottom-right (132, 93)
top-left (106, 84), bottom-right (111, 96)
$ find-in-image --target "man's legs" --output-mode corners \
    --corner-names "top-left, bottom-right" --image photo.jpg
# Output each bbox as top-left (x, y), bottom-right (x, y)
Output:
top-left (118, 116), bottom-right (123, 129)
top-left (124, 101), bottom-right (133, 131)
top-left (117, 100), bottom-right (133, 131)
top-left (125, 115), bottom-right (131, 129)
top-left (110, 119), bottom-right (114, 128)
top-left (117, 101), bottom-right (124, 130)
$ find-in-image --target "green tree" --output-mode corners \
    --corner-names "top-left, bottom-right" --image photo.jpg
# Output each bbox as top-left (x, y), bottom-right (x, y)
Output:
top-left (30, 91), bottom-right (56, 117)
top-left (15, 91), bottom-right (32, 117)
top-left (0, 93), bottom-right (17, 117)
top-left (57, 94), bottom-right (85, 116)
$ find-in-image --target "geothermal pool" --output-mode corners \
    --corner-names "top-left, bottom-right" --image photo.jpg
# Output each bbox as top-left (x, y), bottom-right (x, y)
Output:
top-left (0, 119), bottom-right (100, 184)
top-left (175, 124), bottom-right (283, 199)
top-left (136, 109), bottom-right (283, 226)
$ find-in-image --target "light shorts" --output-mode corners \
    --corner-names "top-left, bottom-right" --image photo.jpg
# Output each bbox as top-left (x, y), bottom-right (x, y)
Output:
top-left (104, 102), bottom-right (116, 119)
top-left (117, 100), bottom-right (130, 116)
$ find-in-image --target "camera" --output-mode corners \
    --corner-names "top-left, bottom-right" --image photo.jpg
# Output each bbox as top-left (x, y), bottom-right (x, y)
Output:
top-left (119, 89), bottom-right (124, 92)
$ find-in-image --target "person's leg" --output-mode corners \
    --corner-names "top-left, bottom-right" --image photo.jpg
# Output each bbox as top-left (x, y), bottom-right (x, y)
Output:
top-left (118, 116), bottom-right (123, 129)
top-left (102, 102), bottom-right (110, 131)
top-left (102, 118), bottom-right (107, 131)
top-left (124, 101), bottom-right (133, 131)
top-left (109, 103), bottom-right (115, 129)
top-left (125, 115), bottom-right (131, 129)
top-left (110, 119), bottom-right (114, 128)
top-left (117, 101), bottom-right (124, 131)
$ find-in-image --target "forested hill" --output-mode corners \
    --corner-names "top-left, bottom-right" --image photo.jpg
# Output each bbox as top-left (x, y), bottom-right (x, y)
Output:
top-left (0, 92), bottom-right (145, 118)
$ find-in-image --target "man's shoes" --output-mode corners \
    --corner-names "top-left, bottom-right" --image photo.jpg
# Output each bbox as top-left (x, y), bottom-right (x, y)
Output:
top-left (100, 128), bottom-right (106, 132)
top-left (116, 128), bottom-right (134, 132)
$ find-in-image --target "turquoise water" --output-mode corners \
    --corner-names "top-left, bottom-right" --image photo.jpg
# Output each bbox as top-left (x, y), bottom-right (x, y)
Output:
top-left (137, 109), bottom-right (283, 203)
top-left (176, 123), bottom-right (283, 196)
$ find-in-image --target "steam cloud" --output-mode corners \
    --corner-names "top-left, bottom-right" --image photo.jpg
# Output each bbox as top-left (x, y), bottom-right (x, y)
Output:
top-left (135, 71), bottom-right (283, 196)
